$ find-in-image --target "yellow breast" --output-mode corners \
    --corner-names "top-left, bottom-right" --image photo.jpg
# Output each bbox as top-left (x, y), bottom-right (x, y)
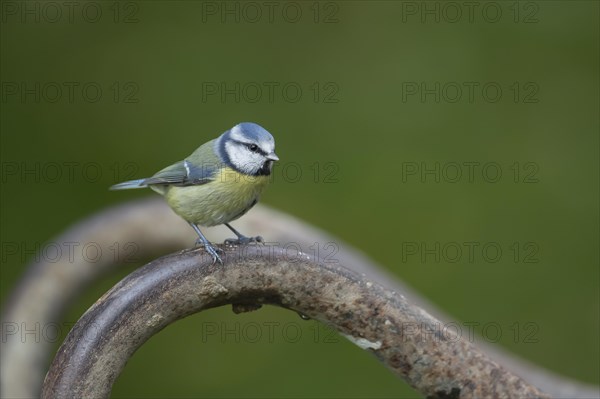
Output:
top-left (162, 167), bottom-right (270, 226)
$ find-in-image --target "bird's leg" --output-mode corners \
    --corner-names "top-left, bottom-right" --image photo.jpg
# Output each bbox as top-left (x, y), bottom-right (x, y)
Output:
top-left (189, 222), bottom-right (223, 264)
top-left (224, 223), bottom-right (263, 245)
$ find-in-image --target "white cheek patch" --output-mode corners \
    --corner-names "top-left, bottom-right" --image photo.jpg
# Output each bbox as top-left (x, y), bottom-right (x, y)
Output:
top-left (225, 142), bottom-right (263, 175)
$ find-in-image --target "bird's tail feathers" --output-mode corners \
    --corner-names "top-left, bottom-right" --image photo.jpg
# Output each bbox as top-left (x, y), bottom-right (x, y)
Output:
top-left (109, 179), bottom-right (147, 190)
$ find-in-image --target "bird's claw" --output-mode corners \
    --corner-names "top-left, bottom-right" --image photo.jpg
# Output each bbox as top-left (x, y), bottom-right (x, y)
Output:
top-left (224, 235), bottom-right (263, 246)
top-left (206, 246), bottom-right (224, 265)
top-left (195, 240), bottom-right (224, 264)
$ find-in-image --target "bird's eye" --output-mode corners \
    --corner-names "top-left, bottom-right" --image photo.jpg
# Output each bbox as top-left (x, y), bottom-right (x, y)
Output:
top-left (248, 144), bottom-right (259, 152)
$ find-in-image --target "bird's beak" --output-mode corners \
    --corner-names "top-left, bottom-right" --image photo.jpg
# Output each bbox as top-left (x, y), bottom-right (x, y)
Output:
top-left (267, 153), bottom-right (279, 161)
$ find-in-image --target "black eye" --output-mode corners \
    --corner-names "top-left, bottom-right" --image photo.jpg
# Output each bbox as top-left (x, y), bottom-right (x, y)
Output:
top-left (248, 144), bottom-right (259, 152)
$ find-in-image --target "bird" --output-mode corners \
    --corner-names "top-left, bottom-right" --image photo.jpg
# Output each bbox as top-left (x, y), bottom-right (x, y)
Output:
top-left (110, 122), bottom-right (279, 264)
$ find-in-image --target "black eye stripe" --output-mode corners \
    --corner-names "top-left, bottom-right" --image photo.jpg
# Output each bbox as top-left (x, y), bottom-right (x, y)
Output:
top-left (232, 140), bottom-right (268, 156)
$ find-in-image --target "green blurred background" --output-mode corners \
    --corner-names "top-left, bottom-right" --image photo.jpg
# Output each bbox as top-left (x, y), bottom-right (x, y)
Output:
top-left (1, 1), bottom-right (598, 397)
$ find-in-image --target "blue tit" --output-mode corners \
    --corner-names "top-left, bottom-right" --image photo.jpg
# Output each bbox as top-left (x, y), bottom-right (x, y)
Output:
top-left (110, 122), bottom-right (279, 264)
